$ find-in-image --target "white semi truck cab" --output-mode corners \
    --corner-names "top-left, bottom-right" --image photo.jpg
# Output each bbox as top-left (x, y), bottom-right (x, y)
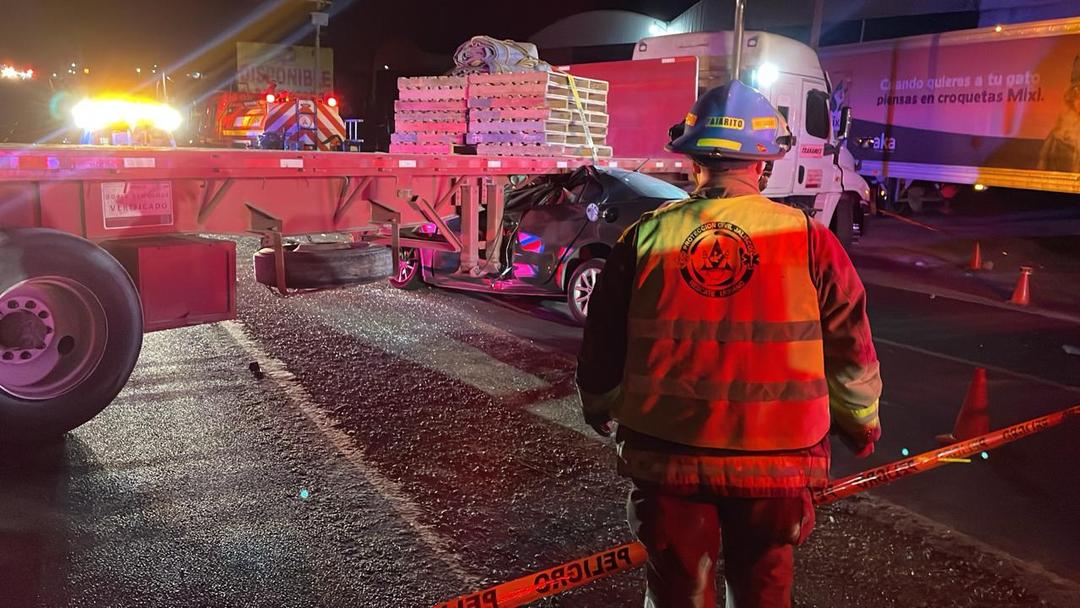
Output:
top-left (635, 31), bottom-right (872, 245)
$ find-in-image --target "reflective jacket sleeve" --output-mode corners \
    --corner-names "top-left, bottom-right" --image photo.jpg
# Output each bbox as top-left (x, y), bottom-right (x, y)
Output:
top-left (576, 222), bottom-right (640, 420)
top-left (809, 219), bottom-right (883, 437)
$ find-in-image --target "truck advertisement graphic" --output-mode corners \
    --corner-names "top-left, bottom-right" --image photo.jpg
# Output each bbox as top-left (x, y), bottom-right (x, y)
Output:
top-left (820, 20), bottom-right (1080, 190)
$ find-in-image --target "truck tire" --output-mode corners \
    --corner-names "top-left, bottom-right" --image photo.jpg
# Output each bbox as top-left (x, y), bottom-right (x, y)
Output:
top-left (566, 259), bottom-right (605, 326)
top-left (830, 195), bottom-right (855, 250)
top-left (253, 242), bottom-right (392, 290)
top-left (0, 228), bottom-right (144, 443)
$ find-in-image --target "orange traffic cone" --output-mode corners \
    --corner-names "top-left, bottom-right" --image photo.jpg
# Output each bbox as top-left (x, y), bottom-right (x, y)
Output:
top-left (968, 242), bottom-right (982, 270)
top-left (1008, 265), bottom-right (1033, 306)
top-left (936, 368), bottom-right (990, 445)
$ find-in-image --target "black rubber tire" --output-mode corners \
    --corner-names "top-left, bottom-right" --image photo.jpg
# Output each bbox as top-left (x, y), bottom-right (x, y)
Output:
top-left (253, 242), bottom-right (392, 289)
top-left (0, 228), bottom-right (144, 443)
top-left (831, 195), bottom-right (855, 250)
top-left (387, 248), bottom-right (424, 290)
top-left (566, 258), bottom-right (606, 326)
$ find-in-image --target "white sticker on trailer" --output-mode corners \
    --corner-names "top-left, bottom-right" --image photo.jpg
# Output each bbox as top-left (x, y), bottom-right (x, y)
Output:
top-left (398, 160), bottom-right (417, 168)
top-left (101, 181), bottom-right (174, 229)
top-left (123, 157), bottom-right (156, 168)
top-left (487, 160), bottom-right (502, 168)
top-left (280, 158), bottom-right (304, 168)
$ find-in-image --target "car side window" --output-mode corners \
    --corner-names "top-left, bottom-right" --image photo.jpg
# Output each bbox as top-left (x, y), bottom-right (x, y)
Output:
top-left (568, 177), bottom-right (603, 205)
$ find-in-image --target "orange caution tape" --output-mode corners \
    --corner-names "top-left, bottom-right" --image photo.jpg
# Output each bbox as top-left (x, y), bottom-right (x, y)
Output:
top-left (433, 542), bottom-right (647, 608)
top-left (435, 404), bottom-right (1079, 607)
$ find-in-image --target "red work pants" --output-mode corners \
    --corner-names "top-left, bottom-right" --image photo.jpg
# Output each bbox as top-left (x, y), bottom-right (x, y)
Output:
top-left (628, 485), bottom-right (815, 608)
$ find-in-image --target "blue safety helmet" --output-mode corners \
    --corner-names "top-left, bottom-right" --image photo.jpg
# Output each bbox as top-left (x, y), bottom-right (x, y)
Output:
top-left (666, 80), bottom-right (794, 161)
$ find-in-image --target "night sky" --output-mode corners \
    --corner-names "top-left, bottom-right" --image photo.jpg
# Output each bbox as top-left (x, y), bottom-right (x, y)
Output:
top-left (1, 1), bottom-right (694, 83)
top-left (0, 0), bottom-right (695, 142)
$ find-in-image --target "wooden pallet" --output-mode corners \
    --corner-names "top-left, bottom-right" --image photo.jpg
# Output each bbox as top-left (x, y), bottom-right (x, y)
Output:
top-left (395, 99), bottom-right (468, 111)
top-left (475, 142), bottom-right (613, 158)
top-left (466, 132), bottom-right (607, 145)
top-left (468, 119), bottom-right (607, 136)
top-left (394, 121), bottom-right (467, 133)
top-left (394, 110), bottom-right (467, 122)
top-left (398, 75), bottom-right (468, 89)
top-left (388, 143), bottom-right (474, 155)
top-left (467, 82), bottom-right (607, 103)
top-left (391, 132), bottom-right (466, 145)
top-left (468, 107), bottom-right (609, 125)
top-left (468, 71), bottom-right (609, 93)
top-left (398, 88), bottom-right (468, 101)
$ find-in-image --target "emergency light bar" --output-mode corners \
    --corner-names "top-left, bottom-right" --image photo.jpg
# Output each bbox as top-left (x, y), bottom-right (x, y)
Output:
top-left (72, 97), bottom-right (183, 132)
top-left (0, 65), bottom-right (34, 80)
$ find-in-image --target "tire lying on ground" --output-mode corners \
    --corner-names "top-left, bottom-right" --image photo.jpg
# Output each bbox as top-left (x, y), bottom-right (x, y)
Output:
top-left (253, 242), bottom-right (393, 290)
top-left (0, 228), bottom-right (144, 443)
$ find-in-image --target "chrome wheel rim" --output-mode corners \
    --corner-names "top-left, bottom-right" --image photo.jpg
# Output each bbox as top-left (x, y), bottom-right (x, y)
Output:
top-left (0, 276), bottom-right (108, 400)
top-left (393, 250), bottom-right (419, 284)
top-left (571, 267), bottom-right (601, 317)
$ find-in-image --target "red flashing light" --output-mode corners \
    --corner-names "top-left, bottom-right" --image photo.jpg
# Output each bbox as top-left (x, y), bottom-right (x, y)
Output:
top-left (326, 96), bottom-right (338, 108)
top-left (265, 93), bottom-right (276, 103)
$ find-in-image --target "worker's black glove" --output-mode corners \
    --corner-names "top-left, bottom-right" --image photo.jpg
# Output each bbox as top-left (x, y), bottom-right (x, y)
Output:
top-left (584, 411), bottom-right (615, 438)
top-left (579, 387), bottom-right (619, 438)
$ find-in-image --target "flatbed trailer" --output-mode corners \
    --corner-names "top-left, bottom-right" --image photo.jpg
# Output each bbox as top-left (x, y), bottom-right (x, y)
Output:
top-left (0, 144), bottom-right (685, 444)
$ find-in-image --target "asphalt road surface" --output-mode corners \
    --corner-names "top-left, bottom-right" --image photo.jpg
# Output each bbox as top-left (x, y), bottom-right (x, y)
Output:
top-left (2, 236), bottom-right (1079, 607)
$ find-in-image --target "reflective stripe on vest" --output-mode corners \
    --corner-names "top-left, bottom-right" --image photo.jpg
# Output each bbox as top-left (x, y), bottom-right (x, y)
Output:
top-left (615, 194), bottom-right (830, 451)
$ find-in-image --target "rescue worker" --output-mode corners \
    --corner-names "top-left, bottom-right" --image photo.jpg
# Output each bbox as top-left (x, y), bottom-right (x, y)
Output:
top-left (576, 80), bottom-right (882, 608)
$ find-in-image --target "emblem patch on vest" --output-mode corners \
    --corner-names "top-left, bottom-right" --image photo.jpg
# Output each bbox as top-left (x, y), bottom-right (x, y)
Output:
top-left (678, 222), bottom-right (759, 297)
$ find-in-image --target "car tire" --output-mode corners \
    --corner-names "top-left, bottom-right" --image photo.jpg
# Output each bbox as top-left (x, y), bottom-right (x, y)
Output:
top-left (253, 242), bottom-right (392, 290)
top-left (0, 228), bottom-right (144, 443)
top-left (830, 195), bottom-right (855, 250)
top-left (388, 248), bottom-right (424, 290)
top-left (566, 259), bottom-right (605, 326)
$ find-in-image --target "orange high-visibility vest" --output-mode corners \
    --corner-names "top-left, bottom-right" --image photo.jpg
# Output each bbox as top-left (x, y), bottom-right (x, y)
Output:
top-left (614, 194), bottom-right (830, 451)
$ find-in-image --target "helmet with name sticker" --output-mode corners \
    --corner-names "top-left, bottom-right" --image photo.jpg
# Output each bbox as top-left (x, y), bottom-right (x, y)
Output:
top-left (666, 80), bottom-right (794, 161)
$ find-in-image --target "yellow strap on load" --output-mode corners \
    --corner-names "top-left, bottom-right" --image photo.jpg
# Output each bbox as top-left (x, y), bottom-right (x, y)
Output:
top-left (565, 73), bottom-right (598, 163)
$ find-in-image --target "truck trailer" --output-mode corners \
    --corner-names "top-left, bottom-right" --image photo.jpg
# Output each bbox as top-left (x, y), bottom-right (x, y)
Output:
top-left (818, 16), bottom-right (1080, 205)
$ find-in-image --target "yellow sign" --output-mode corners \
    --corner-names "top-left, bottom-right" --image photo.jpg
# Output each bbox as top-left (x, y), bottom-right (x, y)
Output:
top-left (752, 116), bottom-right (779, 130)
top-left (236, 42), bottom-right (333, 94)
top-left (706, 116), bottom-right (745, 130)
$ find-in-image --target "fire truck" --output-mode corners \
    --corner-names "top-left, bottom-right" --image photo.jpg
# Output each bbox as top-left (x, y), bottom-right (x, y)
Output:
top-left (191, 90), bottom-right (354, 151)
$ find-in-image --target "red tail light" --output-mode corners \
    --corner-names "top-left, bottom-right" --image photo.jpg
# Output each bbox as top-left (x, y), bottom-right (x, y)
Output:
top-left (265, 93), bottom-right (276, 103)
top-left (326, 96), bottom-right (338, 108)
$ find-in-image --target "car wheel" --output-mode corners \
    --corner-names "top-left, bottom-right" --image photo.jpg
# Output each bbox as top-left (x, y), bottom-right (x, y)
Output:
top-left (253, 242), bottom-right (392, 290)
top-left (566, 259), bottom-right (605, 326)
top-left (0, 228), bottom-right (144, 443)
top-left (388, 248), bottom-right (424, 290)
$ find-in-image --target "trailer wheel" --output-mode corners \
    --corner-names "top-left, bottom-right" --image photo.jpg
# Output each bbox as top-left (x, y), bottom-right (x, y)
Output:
top-left (387, 248), bottom-right (424, 290)
top-left (0, 228), bottom-right (143, 443)
top-left (566, 259), bottom-right (605, 326)
top-left (830, 195), bottom-right (855, 250)
top-left (253, 242), bottom-right (392, 290)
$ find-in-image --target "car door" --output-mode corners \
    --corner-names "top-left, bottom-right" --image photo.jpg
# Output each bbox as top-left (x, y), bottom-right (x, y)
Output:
top-left (510, 171), bottom-right (599, 288)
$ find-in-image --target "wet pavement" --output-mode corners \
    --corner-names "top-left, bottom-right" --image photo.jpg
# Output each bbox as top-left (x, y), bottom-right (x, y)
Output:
top-left (3, 217), bottom-right (1080, 606)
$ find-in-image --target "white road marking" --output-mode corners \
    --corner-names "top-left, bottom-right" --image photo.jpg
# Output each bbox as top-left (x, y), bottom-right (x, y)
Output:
top-left (295, 299), bottom-right (550, 397)
top-left (219, 320), bottom-right (481, 586)
top-left (527, 396), bottom-right (598, 441)
top-left (875, 337), bottom-right (1080, 395)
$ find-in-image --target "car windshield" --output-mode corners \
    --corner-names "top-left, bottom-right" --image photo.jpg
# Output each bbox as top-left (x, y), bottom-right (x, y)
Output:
top-left (601, 167), bottom-right (689, 200)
